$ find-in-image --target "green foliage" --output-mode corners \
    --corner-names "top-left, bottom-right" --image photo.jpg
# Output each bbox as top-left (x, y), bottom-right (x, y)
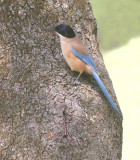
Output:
top-left (90, 0), bottom-right (140, 50)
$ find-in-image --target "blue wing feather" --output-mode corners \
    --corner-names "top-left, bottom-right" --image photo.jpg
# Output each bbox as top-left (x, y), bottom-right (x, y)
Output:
top-left (72, 47), bottom-right (98, 71)
top-left (91, 70), bottom-right (121, 115)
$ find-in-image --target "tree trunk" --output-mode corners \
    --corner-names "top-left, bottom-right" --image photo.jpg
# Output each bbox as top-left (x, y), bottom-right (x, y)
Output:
top-left (0, 0), bottom-right (122, 159)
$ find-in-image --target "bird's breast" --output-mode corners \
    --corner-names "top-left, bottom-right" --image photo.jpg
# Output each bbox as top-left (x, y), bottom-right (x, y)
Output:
top-left (60, 39), bottom-right (90, 73)
top-left (60, 39), bottom-right (72, 59)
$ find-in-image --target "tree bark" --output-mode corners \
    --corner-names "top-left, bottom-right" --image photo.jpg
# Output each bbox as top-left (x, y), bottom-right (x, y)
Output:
top-left (0, 0), bottom-right (122, 159)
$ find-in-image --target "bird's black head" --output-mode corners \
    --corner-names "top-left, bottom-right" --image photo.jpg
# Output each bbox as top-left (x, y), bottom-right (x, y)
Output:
top-left (54, 24), bottom-right (76, 38)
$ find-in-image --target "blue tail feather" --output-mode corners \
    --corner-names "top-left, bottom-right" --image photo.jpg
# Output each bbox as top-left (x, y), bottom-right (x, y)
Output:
top-left (91, 70), bottom-right (121, 115)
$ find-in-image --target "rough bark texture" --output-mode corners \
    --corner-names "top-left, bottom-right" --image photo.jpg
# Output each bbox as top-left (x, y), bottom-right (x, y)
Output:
top-left (0, 0), bottom-right (122, 159)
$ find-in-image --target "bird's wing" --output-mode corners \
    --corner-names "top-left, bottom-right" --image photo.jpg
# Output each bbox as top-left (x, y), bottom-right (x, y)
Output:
top-left (72, 46), bottom-right (98, 71)
top-left (91, 70), bottom-right (121, 116)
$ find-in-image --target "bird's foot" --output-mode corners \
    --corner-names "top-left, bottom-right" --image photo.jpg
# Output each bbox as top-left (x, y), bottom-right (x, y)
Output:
top-left (71, 79), bottom-right (81, 86)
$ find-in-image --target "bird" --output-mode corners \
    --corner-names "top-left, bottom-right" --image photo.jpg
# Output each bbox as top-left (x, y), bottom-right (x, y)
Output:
top-left (53, 24), bottom-right (121, 116)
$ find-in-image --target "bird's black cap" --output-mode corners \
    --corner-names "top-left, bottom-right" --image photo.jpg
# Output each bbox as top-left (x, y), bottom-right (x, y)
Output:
top-left (54, 24), bottom-right (76, 38)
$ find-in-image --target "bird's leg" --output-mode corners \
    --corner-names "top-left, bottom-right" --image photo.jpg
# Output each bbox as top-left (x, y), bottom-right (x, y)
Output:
top-left (73, 72), bottom-right (82, 84)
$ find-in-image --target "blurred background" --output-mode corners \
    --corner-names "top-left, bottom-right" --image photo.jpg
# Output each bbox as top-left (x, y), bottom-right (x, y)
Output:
top-left (90, 0), bottom-right (140, 160)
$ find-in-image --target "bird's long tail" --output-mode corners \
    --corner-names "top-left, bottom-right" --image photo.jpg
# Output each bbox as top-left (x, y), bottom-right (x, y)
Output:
top-left (91, 70), bottom-right (121, 116)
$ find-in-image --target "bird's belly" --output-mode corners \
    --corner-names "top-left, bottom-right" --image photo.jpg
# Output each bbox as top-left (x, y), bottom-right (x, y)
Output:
top-left (60, 40), bottom-right (88, 73)
top-left (64, 54), bottom-right (86, 73)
